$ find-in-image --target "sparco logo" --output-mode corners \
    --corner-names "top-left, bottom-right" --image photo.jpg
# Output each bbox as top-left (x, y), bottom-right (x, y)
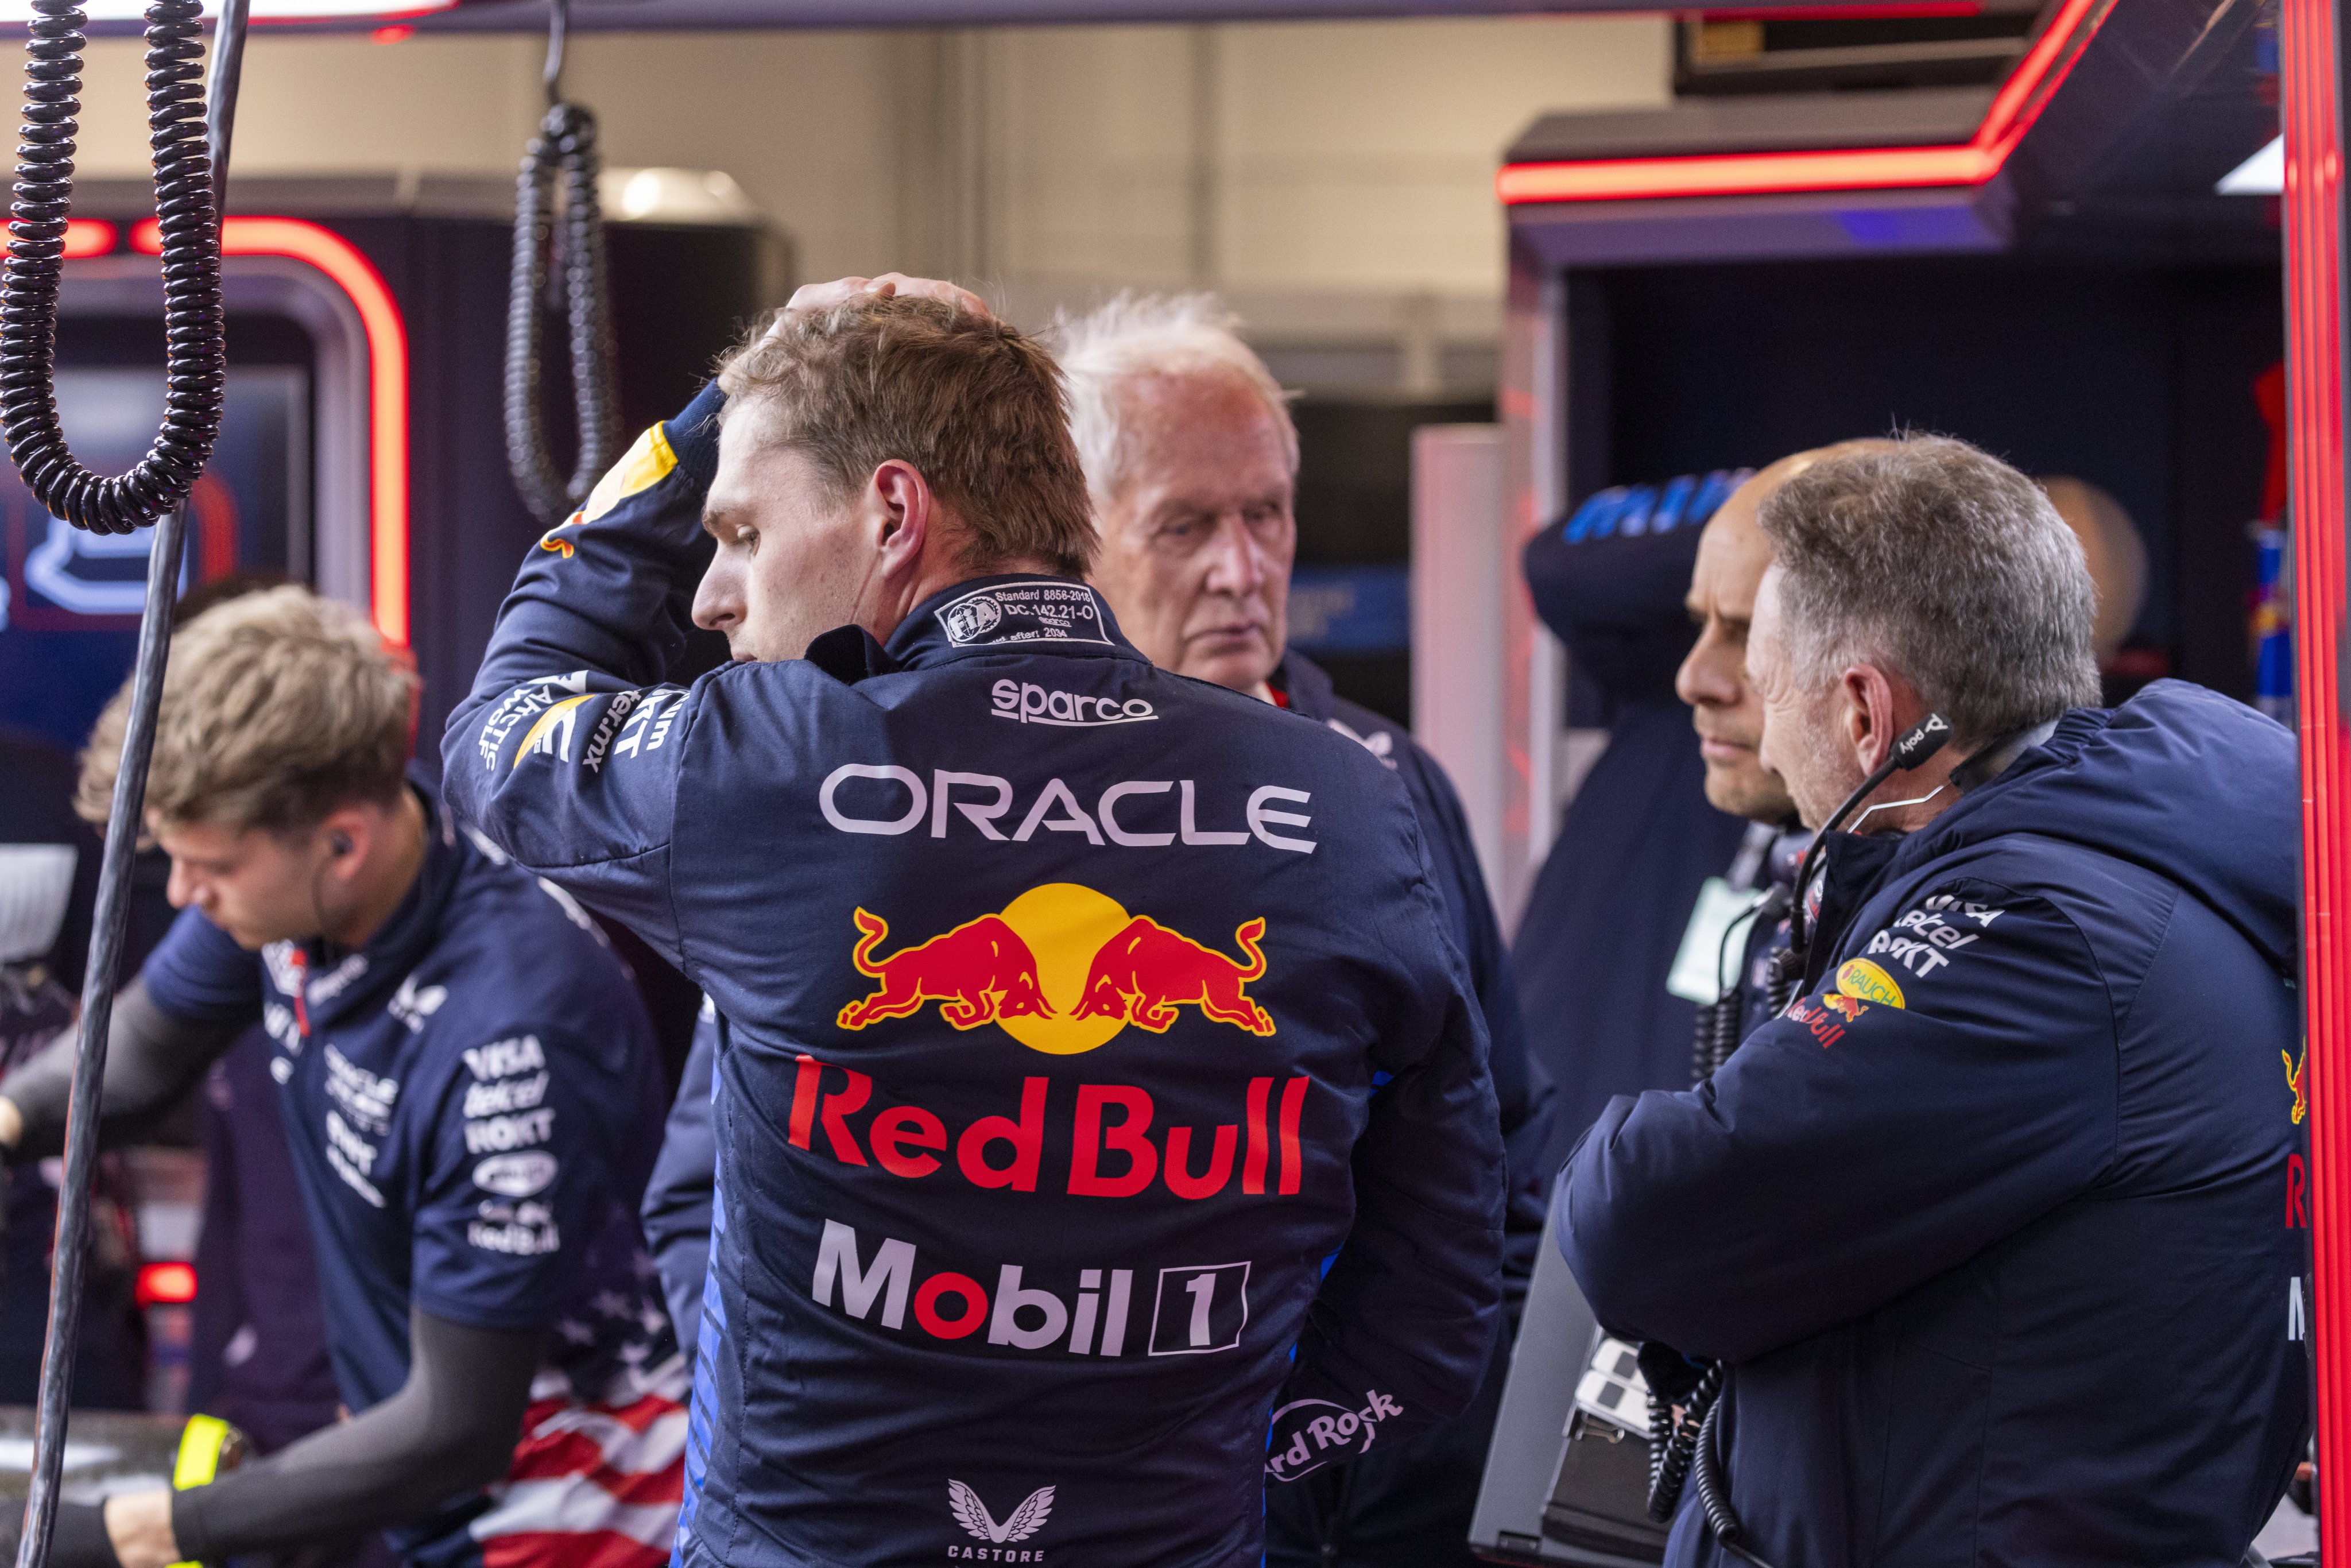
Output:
top-left (948, 1480), bottom-right (1053, 1559)
top-left (1264, 1390), bottom-right (1403, 1482)
top-left (990, 680), bottom-right (1155, 729)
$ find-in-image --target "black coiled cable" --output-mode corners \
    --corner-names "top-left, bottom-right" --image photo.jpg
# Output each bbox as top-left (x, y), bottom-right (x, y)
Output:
top-left (1648, 1358), bottom-right (1719, 1523)
top-left (0, 0), bottom-right (223, 535)
top-left (1692, 1388), bottom-right (1777, 1568)
top-left (504, 95), bottom-right (618, 526)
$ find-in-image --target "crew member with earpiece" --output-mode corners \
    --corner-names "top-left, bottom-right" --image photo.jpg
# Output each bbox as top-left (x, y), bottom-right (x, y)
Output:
top-left (0, 586), bottom-right (684, 1568)
top-left (1558, 437), bottom-right (2306, 1567)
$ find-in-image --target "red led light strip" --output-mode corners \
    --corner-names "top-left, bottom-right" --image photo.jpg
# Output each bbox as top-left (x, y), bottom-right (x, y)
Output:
top-left (2284, 0), bottom-right (2347, 1552)
top-left (62, 219), bottom-right (114, 259)
top-left (1497, 0), bottom-right (2110, 204)
top-left (1683, 3), bottom-right (1985, 18)
top-left (127, 215), bottom-right (410, 646)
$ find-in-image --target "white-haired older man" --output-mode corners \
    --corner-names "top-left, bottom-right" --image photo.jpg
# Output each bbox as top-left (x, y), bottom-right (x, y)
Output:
top-left (1562, 436), bottom-right (2306, 1567)
top-left (1051, 294), bottom-right (1554, 1568)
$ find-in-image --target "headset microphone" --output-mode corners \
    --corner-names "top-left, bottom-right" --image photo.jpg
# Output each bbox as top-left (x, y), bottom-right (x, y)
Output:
top-left (1774, 711), bottom-right (1953, 990)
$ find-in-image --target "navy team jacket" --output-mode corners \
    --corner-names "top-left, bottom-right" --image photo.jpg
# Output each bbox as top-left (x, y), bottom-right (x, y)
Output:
top-left (1561, 682), bottom-right (2309, 1567)
top-left (442, 384), bottom-right (1506, 1568)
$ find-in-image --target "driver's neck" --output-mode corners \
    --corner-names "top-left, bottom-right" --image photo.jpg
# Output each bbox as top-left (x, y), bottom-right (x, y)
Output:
top-left (861, 553), bottom-right (1063, 647)
top-left (329, 789), bottom-right (429, 951)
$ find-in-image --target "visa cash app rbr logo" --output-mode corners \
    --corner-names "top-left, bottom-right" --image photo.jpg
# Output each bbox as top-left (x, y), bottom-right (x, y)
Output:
top-left (991, 679), bottom-right (1156, 728)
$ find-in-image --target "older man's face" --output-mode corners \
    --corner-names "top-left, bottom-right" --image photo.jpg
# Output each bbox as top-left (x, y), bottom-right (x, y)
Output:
top-left (1089, 369), bottom-right (1296, 693)
top-left (1750, 564), bottom-right (1861, 832)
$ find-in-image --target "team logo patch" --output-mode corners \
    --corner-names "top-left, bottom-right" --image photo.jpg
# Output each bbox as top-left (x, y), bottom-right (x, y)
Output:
top-left (1819, 993), bottom-right (1869, 1023)
top-left (2287, 1048), bottom-right (2309, 1125)
top-left (838, 884), bottom-right (1274, 1052)
top-left (948, 1481), bottom-right (1054, 1546)
top-left (1835, 958), bottom-right (1905, 1009)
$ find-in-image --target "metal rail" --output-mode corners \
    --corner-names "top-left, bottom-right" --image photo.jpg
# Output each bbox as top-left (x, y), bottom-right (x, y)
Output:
top-left (10, 2), bottom-right (245, 1563)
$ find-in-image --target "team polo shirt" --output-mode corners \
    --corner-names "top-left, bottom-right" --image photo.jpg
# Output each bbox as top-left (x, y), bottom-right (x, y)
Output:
top-left (140, 787), bottom-right (677, 1567)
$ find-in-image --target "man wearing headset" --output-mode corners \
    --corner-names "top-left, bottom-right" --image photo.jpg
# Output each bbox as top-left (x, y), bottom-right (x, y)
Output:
top-left (1560, 438), bottom-right (2304, 1567)
top-left (0, 585), bottom-right (681, 1568)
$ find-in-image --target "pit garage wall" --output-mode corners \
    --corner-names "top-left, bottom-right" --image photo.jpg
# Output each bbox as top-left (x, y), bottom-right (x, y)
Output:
top-left (2286, 0), bottom-right (2350, 1556)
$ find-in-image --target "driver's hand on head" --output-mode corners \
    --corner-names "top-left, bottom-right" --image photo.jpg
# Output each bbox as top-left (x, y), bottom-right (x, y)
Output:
top-left (776, 274), bottom-right (993, 329)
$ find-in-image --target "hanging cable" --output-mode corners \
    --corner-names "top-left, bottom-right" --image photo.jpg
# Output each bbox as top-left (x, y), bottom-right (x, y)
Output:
top-left (0, 0), bottom-right (226, 533)
top-left (505, 0), bottom-right (618, 527)
top-left (1, 1), bottom-right (243, 1563)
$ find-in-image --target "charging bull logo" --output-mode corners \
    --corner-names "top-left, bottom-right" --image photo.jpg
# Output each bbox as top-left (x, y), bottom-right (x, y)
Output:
top-left (839, 911), bottom-right (1054, 1032)
top-left (839, 884), bottom-right (1275, 1053)
top-left (2287, 1048), bottom-right (2309, 1125)
top-left (1076, 917), bottom-right (1273, 1036)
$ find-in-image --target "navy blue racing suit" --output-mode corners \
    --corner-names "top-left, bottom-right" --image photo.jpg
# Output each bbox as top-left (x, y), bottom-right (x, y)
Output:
top-left (1561, 682), bottom-right (2309, 1567)
top-left (443, 384), bottom-right (1507, 1568)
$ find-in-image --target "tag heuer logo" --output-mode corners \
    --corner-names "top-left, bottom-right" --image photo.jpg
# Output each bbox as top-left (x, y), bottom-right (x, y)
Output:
top-left (948, 1480), bottom-right (1054, 1547)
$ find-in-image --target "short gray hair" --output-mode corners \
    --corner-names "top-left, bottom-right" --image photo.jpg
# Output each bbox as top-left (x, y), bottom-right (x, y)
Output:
top-left (1759, 435), bottom-right (2100, 748)
top-left (1047, 292), bottom-right (1297, 507)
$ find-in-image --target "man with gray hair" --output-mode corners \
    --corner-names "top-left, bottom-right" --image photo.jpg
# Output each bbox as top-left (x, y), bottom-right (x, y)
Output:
top-left (1052, 293), bottom-right (1554, 1568)
top-left (1560, 436), bottom-right (2306, 1567)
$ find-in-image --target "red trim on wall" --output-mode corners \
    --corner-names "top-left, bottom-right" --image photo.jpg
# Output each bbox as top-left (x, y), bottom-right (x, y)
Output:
top-left (2284, 0), bottom-right (2348, 1555)
top-left (129, 215), bottom-right (410, 646)
top-left (1496, 0), bottom-right (2111, 204)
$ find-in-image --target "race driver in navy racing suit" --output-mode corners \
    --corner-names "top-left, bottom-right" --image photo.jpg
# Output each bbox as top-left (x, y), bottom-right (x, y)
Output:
top-left (443, 275), bottom-right (1506, 1568)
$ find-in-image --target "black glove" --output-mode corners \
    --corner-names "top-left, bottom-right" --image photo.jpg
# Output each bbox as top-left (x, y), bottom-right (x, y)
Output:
top-left (1636, 1339), bottom-right (1709, 1407)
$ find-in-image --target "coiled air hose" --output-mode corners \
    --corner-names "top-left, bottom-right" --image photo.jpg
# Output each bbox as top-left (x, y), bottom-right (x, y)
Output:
top-left (1, 0), bottom-right (225, 533)
top-left (503, 0), bottom-right (618, 527)
top-left (0, 2), bottom-right (243, 1565)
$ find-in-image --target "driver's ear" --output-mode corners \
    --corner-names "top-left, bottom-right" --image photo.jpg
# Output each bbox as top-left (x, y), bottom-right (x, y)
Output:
top-left (871, 460), bottom-right (931, 574)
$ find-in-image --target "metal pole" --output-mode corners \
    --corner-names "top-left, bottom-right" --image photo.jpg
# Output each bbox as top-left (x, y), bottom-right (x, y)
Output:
top-left (14, 505), bottom-right (188, 1568)
top-left (14, 3), bottom-right (246, 1562)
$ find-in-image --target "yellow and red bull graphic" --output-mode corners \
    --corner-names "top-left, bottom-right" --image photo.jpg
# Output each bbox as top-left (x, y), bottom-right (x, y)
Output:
top-left (838, 884), bottom-right (1275, 1052)
top-left (2286, 1048), bottom-right (2308, 1125)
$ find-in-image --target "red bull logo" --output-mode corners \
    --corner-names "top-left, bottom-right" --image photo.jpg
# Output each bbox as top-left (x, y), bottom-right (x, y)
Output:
top-left (1075, 917), bottom-right (1273, 1037)
top-left (838, 884), bottom-right (1275, 1053)
top-left (2287, 1048), bottom-right (2308, 1125)
top-left (839, 911), bottom-right (1054, 1032)
top-left (1819, 993), bottom-right (1869, 1024)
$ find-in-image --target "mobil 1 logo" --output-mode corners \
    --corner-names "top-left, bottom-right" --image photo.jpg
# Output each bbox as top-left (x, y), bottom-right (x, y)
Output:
top-left (1148, 1262), bottom-right (1249, 1356)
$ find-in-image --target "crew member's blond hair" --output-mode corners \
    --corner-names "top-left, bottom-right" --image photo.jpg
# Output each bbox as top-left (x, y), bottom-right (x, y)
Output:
top-left (77, 584), bottom-right (416, 835)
